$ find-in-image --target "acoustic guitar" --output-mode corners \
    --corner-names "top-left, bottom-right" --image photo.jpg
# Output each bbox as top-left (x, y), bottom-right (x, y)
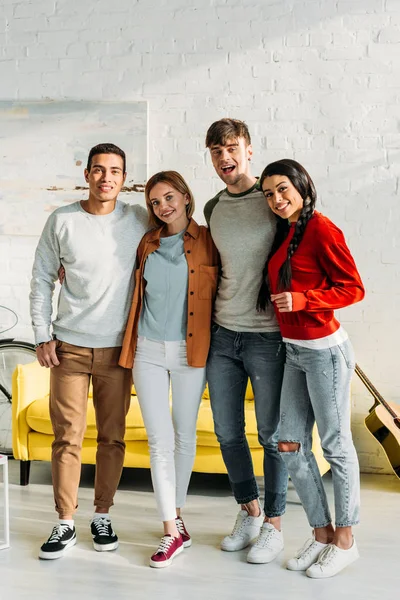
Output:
top-left (355, 364), bottom-right (400, 479)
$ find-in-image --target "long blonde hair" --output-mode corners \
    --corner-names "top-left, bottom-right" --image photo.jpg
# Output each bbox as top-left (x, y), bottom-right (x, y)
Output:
top-left (145, 171), bottom-right (195, 229)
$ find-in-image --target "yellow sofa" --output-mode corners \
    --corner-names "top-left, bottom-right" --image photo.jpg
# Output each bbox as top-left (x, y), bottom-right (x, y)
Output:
top-left (12, 360), bottom-right (329, 485)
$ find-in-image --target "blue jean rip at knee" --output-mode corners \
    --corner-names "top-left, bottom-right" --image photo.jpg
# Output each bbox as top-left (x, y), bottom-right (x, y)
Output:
top-left (278, 441), bottom-right (301, 453)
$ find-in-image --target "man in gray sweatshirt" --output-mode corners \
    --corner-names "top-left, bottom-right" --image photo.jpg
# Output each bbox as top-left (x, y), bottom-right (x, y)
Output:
top-left (204, 119), bottom-right (288, 565)
top-left (30, 143), bottom-right (147, 560)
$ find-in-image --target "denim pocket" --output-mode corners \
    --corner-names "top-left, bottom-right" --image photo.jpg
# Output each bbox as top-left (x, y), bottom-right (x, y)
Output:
top-left (256, 331), bottom-right (282, 342)
top-left (337, 341), bottom-right (356, 370)
top-left (211, 322), bottom-right (220, 335)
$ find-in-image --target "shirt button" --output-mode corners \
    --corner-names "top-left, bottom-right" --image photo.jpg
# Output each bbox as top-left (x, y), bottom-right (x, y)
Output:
top-left (188, 333), bottom-right (193, 337)
top-left (191, 269), bottom-right (195, 274)
top-left (190, 291), bottom-right (194, 295)
top-left (190, 312), bottom-right (194, 316)
top-left (187, 250), bottom-right (191, 254)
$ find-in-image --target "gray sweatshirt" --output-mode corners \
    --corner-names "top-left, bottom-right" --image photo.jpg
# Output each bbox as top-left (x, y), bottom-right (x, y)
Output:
top-left (30, 200), bottom-right (148, 348)
top-left (204, 182), bottom-right (279, 332)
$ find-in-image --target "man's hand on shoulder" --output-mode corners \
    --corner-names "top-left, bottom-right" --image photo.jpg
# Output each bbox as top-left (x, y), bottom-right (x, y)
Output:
top-left (36, 340), bottom-right (60, 368)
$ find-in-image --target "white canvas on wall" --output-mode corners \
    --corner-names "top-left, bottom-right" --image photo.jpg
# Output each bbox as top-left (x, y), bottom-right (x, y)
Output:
top-left (0, 101), bottom-right (148, 236)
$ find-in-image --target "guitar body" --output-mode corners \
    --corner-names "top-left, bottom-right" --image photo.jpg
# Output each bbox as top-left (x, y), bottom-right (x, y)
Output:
top-left (365, 402), bottom-right (400, 478)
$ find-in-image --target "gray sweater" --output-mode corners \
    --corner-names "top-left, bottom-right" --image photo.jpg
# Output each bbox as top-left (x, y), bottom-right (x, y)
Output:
top-left (30, 200), bottom-right (148, 348)
top-left (204, 182), bottom-right (279, 332)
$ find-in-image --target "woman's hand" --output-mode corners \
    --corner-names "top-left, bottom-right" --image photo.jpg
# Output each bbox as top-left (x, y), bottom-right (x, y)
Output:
top-left (271, 292), bottom-right (293, 312)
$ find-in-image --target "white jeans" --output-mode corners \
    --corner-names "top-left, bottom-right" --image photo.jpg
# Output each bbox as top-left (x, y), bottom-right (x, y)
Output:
top-left (133, 337), bottom-right (206, 522)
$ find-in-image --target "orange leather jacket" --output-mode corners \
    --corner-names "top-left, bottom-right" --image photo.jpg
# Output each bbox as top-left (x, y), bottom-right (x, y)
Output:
top-left (119, 219), bottom-right (219, 369)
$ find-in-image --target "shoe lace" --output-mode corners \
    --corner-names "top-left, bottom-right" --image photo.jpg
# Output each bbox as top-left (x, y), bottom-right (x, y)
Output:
top-left (156, 535), bottom-right (175, 554)
top-left (230, 513), bottom-right (247, 537)
top-left (295, 537), bottom-right (316, 559)
top-left (254, 525), bottom-right (275, 548)
top-left (175, 518), bottom-right (185, 536)
top-left (48, 524), bottom-right (70, 544)
top-left (315, 544), bottom-right (337, 566)
top-left (92, 517), bottom-right (111, 536)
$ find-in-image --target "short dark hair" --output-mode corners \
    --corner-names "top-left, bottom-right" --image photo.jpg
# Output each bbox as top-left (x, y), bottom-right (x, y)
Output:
top-left (205, 118), bottom-right (251, 148)
top-left (86, 143), bottom-right (126, 173)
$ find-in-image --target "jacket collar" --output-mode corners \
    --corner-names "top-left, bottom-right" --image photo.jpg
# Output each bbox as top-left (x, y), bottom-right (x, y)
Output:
top-left (146, 218), bottom-right (199, 243)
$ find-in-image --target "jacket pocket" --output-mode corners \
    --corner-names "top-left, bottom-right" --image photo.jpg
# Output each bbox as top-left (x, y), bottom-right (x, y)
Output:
top-left (198, 265), bottom-right (219, 300)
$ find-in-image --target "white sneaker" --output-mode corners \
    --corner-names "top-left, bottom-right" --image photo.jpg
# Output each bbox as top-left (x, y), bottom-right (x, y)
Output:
top-left (306, 539), bottom-right (359, 579)
top-left (286, 536), bottom-right (328, 571)
top-left (247, 522), bottom-right (284, 564)
top-left (221, 509), bottom-right (264, 552)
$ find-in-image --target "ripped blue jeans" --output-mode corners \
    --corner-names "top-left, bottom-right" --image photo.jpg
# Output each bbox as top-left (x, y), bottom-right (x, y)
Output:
top-left (206, 324), bottom-right (288, 517)
top-left (279, 340), bottom-right (360, 528)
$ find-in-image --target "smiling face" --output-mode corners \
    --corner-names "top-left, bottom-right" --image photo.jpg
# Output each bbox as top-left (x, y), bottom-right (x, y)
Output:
top-left (209, 137), bottom-right (253, 188)
top-left (84, 153), bottom-right (126, 204)
top-left (148, 181), bottom-right (189, 231)
top-left (262, 174), bottom-right (304, 222)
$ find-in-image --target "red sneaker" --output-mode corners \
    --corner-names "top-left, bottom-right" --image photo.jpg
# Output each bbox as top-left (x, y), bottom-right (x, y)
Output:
top-left (175, 516), bottom-right (192, 548)
top-left (149, 535), bottom-right (183, 568)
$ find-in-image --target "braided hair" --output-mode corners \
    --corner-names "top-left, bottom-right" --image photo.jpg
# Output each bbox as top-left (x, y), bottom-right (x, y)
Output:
top-left (257, 159), bottom-right (317, 311)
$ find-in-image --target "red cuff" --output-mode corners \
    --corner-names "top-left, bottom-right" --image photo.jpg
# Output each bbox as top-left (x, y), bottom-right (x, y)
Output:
top-left (291, 292), bottom-right (308, 311)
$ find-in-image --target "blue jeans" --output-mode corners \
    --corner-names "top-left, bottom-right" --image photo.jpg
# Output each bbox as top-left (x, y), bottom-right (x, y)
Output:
top-left (279, 340), bottom-right (360, 528)
top-left (206, 324), bottom-right (288, 517)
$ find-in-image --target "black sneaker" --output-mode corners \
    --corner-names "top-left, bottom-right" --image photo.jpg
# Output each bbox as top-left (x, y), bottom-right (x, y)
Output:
top-left (39, 524), bottom-right (77, 560)
top-left (91, 517), bottom-right (119, 552)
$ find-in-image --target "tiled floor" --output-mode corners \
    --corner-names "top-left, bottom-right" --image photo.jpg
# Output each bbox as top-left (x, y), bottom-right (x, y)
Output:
top-left (0, 460), bottom-right (399, 600)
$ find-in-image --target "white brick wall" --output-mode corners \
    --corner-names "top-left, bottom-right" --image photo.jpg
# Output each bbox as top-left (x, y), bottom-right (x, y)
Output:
top-left (1, 0), bottom-right (399, 473)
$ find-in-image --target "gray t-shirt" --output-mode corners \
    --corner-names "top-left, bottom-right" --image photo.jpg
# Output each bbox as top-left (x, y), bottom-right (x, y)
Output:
top-left (139, 230), bottom-right (188, 341)
top-left (30, 200), bottom-right (148, 348)
top-left (205, 182), bottom-right (279, 332)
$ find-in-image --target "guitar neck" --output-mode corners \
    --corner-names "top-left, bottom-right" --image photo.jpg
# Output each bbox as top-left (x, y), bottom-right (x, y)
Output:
top-left (355, 364), bottom-right (399, 421)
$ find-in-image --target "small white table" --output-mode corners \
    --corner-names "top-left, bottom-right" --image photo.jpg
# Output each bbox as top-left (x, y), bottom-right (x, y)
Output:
top-left (0, 454), bottom-right (10, 550)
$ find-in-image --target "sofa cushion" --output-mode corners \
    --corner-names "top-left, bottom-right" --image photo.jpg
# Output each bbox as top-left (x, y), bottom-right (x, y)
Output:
top-left (26, 395), bottom-right (148, 441)
top-left (26, 394), bottom-right (260, 447)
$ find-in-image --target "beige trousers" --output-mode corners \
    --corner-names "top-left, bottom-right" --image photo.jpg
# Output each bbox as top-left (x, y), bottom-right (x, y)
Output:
top-left (49, 341), bottom-right (132, 518)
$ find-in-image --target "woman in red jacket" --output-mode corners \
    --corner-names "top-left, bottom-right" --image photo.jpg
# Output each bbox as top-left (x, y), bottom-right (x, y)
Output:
top-left (258, 159), bottom-right (365, 579)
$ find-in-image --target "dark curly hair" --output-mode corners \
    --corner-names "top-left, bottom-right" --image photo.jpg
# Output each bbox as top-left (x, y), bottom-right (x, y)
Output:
top-left (257, 159), bottom-right (317, 311)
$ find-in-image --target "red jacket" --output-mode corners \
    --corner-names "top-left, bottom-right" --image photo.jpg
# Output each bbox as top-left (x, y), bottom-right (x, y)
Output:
top-left (268, 211), bottom-right (365, 340)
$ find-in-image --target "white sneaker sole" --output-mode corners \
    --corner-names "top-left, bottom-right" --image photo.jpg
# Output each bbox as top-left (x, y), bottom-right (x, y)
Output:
top-left (287, 561), bottom-right (309, 571)
top-left (183, 538), bottom-right (192, 548)
top-left (306, 551), bottom-right (359, 578)
top-left (93, 540), bottom-right (119, 552)
top-left (247, 547), bottom-right (283, 564)
top-left (149, 545), bottom-right (183, 568)
top-left (221, 535), bottom-right (258, 552)
top-left (38, 536), bottom-right (77, 560)
top-left (221, 542), bottom-right (250, 552)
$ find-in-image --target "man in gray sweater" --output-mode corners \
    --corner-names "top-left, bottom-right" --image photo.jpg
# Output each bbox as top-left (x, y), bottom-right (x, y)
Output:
top-left (30, 143), bottom-right (147, 560)
top-left (204, 119), bottom-right (288, 565)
